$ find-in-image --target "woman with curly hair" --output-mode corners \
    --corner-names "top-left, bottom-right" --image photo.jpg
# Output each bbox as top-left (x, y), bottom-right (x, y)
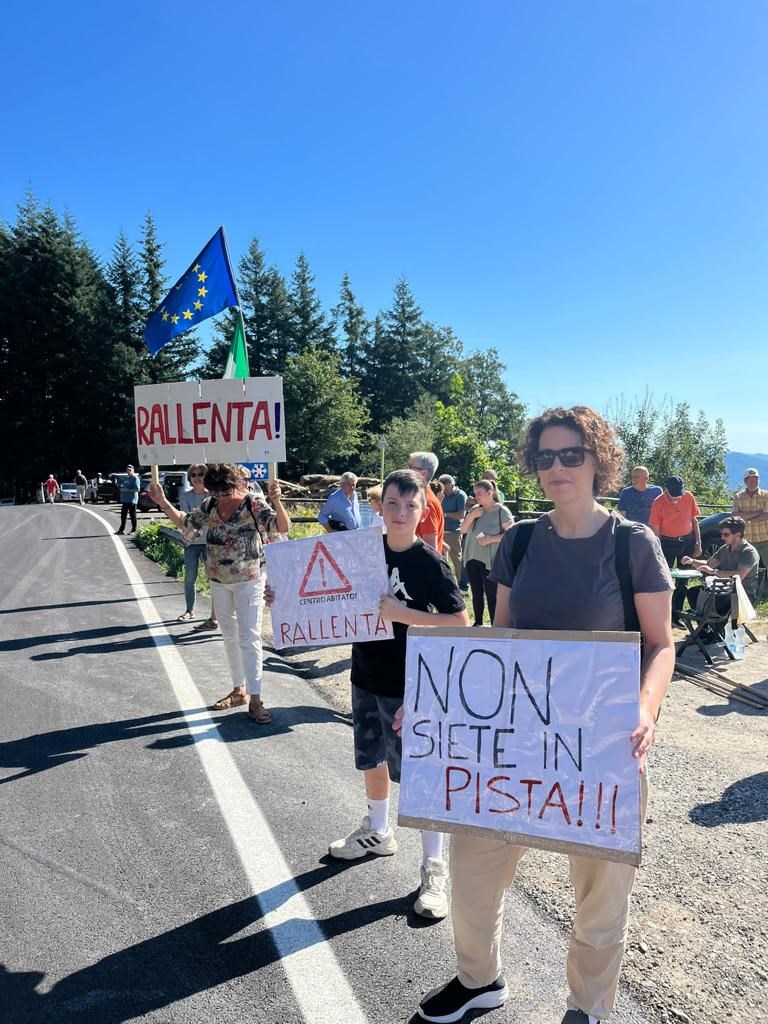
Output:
top-left (417, 407), bottom-right (674, 1024)
top-left (150, 464), bottom-right (290, 724)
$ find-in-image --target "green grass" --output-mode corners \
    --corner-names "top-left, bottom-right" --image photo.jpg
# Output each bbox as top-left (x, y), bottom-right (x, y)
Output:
top-left (134, 511), bottom-right (325, 594)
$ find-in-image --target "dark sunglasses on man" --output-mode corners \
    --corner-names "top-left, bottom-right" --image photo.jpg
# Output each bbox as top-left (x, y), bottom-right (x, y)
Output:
top-left (530, 446), bottom-right (594, 471)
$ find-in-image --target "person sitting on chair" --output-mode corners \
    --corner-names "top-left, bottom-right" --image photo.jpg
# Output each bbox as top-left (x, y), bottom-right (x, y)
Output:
top-left (681, 515), bottom-right (760, 607)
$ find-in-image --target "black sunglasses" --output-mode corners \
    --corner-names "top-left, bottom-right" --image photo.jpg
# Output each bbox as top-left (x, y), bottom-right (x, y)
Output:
top-left (531, 446), bottom-right (594, 471)
top-left (189, 471), bottom-right (205, 478)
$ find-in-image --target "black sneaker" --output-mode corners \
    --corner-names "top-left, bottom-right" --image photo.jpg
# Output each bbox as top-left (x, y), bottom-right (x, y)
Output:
top-left (561, 1011), bottom-right (600, 1024)
top-left (418, 976), bottom-right (508, 1023)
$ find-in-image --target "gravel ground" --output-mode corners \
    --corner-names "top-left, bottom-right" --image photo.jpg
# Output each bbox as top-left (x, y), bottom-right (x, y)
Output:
top-left (263, 610), bottom-right (768, 1024)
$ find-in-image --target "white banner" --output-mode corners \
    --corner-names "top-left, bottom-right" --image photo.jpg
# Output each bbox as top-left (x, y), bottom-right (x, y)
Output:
top-left (134, 377), bottom-right (285, 466)
top-left (398, 628), bottom-right (643, 865)
top-left (264, 528), bottom-right (394, 649)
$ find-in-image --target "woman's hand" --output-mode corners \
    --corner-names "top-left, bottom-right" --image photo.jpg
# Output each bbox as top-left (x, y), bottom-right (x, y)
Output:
top-left (680, 555), bottom-right (692, 566)
top-left (392, 704), bottom-right (404, 736)
top-left (630, 704), bottom-right (657, 774)
top-left (268, 480), bottom-right (282, 503)
top-left (264, 584), bottom-right (276, 606)
top-left (148, 482), bottom-right (166, 505)
top-left (379, 595), bottom-right (408, 624)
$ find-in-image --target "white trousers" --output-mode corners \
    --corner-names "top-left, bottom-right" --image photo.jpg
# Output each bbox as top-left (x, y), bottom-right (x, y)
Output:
top-left (210, 577), bottom-right (264, 695)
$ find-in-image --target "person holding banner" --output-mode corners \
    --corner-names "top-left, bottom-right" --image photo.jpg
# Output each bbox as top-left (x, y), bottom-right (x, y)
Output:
top-left (417, 407), bottom-right (674, 1024)
top-left (149, 464), bottom-right (290, 724)
top-left (326, 469), bottom-right (469, 919)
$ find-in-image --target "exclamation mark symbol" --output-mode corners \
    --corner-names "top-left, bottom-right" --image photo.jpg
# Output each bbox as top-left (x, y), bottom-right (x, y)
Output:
top-left (319, 558), bottom-right (327, 589)
top-left (576, 780), bottom-right (585, 827)
top-left (610, 785), bottom-right (619, 834)
top-left (595, 782), bottom-right (604, 830)
top-left (274, 402), bottom-right (281, 438)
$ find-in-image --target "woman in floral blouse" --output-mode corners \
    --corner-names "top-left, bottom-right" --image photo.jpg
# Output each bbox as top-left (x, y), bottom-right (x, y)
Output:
top-left (150, 464), bottom-right (290, 723)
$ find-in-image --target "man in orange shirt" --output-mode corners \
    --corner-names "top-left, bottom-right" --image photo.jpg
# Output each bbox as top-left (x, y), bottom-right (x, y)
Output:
top-left (407, 451), bottom-right (444, 553)
top-left (649, 475), bottom-right (702, 620)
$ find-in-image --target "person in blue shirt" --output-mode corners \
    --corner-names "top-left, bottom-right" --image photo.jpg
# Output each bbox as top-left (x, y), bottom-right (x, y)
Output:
top-left (616, 465), bottom-right (663, 526)
top-left (318, 472), bottom-right (361, 532)
top-left (116, 464), bottom-right (141, 535)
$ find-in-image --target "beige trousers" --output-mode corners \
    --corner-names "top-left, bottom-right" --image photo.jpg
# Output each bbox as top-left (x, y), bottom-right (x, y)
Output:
top-left (444, 532), bottom-right (463, 581)
top-left (450, 777), bottom-right (648, 1021)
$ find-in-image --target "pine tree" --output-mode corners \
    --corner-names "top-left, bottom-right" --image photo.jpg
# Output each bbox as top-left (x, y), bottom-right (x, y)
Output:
top-left (331, 273), bottom-right (369, 378)
top-left (138, 212), bottom-right (199, 382)
top-left (361, 277), bottom-right (424, 429)
top-left (288, 252), bottom-right (336, 354)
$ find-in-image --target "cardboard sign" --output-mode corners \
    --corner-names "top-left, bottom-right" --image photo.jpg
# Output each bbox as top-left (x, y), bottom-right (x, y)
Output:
top-left (398, 627), bottom-right (643, 865)
top-left (134, 378), bottom-right (285, 466)
top-left (264, 529), bottom-right (394, 649)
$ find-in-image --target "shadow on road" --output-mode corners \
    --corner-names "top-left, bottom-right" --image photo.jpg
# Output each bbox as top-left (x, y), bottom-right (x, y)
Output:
top-left (0, 599), bottom-right (145, 617)
top-left (0, 859), bottom-right (424, 1023)
top-left (689, 770), bottom-right (768, 826)
top-left (0, 709), bottom-right (207, 784)
top-left (147, 702), bottom-right (352, 751)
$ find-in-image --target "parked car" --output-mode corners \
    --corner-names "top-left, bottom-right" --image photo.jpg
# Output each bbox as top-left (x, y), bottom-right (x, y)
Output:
top-left (89, 473), bottom-right (128, 504)
top-left (138, 471), bottom-right (190, 511)
top-left (59, 482), bottom-right (79, 502)
top-left (698, 512), bottom-right (730, 558)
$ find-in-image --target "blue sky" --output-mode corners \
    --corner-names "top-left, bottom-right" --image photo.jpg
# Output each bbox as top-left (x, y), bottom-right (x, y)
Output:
top-left (2, 1), bottom-right (767, 452)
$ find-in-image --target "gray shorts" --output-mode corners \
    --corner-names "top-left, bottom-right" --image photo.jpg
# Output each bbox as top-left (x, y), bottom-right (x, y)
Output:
top-left (351, 686), bottom-right (403, 783)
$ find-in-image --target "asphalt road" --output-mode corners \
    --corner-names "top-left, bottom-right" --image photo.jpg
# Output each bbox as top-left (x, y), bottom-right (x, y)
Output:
top-left (1, 504), bottom-right (660, 1024)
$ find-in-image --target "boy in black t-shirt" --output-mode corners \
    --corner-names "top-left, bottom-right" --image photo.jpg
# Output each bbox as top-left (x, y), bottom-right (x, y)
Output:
top-left (328, 469), bottom-right (468, 919)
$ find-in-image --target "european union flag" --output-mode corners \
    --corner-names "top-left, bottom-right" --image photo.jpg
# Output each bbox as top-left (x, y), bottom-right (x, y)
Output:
top-left (143, 227), bottom-right (238, 356)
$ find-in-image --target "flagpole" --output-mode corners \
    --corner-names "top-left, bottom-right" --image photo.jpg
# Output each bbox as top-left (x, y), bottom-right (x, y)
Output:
top-left (221, 227), bottom-right (280, 490)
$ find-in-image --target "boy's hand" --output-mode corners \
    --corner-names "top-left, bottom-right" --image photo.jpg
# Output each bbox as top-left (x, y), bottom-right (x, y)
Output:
top-left (264, 584), bottom-right (276, 606)
top-left (393, 705), bottom-right (404, 736)
top-left (379, 595), bottom-right (409, 624)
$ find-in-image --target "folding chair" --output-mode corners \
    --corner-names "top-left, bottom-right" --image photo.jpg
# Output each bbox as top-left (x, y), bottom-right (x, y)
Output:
top-left (677, 577), bottom-right (738, 664)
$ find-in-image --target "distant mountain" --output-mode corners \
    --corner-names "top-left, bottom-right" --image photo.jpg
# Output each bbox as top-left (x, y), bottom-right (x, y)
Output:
top-left (726, 452), bottom-right (768, 491)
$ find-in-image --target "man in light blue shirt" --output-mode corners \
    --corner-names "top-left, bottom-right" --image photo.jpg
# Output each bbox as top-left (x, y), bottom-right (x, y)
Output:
top-left (318, 472), bottom-right (361, 531)
top-left (616, 465), bottom-right (663, 526)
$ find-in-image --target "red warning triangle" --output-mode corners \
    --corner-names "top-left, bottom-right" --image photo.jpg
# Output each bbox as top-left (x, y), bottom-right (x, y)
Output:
top-left (299, 540), bottom-right (353, 597)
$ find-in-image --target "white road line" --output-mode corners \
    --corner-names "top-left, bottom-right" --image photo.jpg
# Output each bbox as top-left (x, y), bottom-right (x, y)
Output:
top-left (78, 506), bottom-right (370, 1024)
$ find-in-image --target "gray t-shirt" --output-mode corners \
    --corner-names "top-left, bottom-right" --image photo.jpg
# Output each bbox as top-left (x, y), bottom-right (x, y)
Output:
top-left (490, 513), bottom-right (672, 630)
top-left (712, 540), bottom-right (760, 601)
top-left (180, 489), bottom-right (207, 545)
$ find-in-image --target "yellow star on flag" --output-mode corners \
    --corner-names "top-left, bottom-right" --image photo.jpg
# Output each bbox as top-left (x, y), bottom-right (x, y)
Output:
top-left (161, 311), bottom-right (169, 321)
top-left (194, 300), bottom-right (203, 310)
top-left (193, 263), bottom-right (201, 272)
top-left (171, 314), bottom-right (180, 324)
top-left (183, 309), bottom-right (193, 320)
top-left (197, 271), bottom-right (207, 282)
top-left (198, 286), bottom-right (208, 297)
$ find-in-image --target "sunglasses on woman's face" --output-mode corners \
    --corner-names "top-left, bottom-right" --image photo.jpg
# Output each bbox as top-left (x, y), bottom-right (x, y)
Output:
top-left (189, 472), bottom-right (205, 478)
top-left (531, 446), bottom-right (594, 470)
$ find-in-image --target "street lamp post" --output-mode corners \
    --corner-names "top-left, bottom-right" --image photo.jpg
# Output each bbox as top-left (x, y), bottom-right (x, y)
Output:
top-left (376, 435), bottom-right (387, 482)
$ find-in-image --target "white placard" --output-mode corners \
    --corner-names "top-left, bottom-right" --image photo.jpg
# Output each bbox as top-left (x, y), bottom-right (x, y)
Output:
top-left (398, 628), bottom-right (642, 865)
top-left (265, 528), bottom-right (394, 649)
top-left (134, 377), bottom-right (285, 465)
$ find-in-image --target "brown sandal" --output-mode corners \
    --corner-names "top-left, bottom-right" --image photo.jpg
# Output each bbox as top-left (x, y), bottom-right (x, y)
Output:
top-left (248, 700), bottom-right (272, 724)
top-left (212, 690), bottom-right (247, 710)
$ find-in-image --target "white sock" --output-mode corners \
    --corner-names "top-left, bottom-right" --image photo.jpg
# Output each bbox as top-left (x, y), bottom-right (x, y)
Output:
top-left (367, 797), bottom-right (389, 833)
top-left (420, 829), bottom-right (443, 865)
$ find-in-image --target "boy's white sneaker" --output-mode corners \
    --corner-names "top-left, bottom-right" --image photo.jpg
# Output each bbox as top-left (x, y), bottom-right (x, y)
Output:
top-left (328, 815), bottom-right (398, 860)
top-left (414, 857), bottom-right (449, 919)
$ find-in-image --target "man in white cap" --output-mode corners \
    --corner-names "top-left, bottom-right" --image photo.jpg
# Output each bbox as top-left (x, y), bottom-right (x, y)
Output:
top-left (732, 468), bottom-right (768, 572)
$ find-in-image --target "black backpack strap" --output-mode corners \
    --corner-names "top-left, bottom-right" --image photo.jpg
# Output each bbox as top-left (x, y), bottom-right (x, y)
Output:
top-left (510, 519), bottom-right (537, 573)
top-left (614, 520), bottom-right (640, 632)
